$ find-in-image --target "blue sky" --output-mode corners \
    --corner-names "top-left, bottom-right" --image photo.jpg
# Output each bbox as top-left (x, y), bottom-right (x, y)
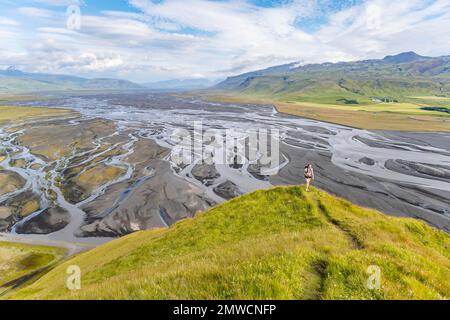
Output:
top-left (1, 0), bottom-right (450, 82)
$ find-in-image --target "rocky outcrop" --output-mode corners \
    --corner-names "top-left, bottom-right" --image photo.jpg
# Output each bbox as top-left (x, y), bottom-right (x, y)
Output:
top-left (359, 157), bottom-right (375, 166)
top-left (191, 163), bottom-right (220, 185)
top-left (213, 180), bottom-right (242, 200)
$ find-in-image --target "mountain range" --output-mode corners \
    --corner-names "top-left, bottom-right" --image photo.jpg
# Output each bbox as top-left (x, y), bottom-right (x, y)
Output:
top-left (4, 52), bottom-right (450, 99)
top-left (0, 67), bottom-right (221, 93)
top-left (215, 52), bottom-right (450, 104)
top-left (0, 66), bottom-right (145, 92)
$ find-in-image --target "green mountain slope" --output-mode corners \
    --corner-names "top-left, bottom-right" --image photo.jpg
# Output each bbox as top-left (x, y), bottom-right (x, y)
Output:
top-left (215, 52), bottom-right (450, 105)
top-left (7, 186), bottom-right (449, 300)
top-left (0, 67), bottom-right (143, 93)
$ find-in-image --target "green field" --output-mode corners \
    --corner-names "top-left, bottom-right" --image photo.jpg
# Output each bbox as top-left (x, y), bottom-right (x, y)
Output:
top-left (275, 100), bottom-right (450, 131)
top-left (283, 101), bottom-right (447, 115)
top-left (0, 241), bottom-right (66, 296)
top-left (409, 95), bottom-right (450, 100)
top-left (0, 95), bottom-right (50, 101)
top-left (0, 105), bottom-right (77, 125)
top-left (6, 186), bottom-right (449, 300)
top-left (205, 93), bottom-right (450, 131)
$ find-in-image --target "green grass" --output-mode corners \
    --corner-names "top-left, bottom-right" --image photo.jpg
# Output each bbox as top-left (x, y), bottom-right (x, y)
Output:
top-left (0, 241), bottom-right (66, 296)
top-left (409, 95), bottom-right (450, 101)
top-left (0, 95), bottom-right (50, 101)
top-left (7, 186), bottom-right (449, 300)
top-left (0, 105), bottom-right (77, 125)
top-left (204, 93), bottom-right (450, 131)
top-left (282, 101), bottom-right (447, 115)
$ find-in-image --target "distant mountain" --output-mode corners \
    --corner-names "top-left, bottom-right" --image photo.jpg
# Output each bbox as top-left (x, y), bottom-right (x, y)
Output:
top-left (382, 51), bottom-right (429, 64)
top-left (0, 67), bottom-right (143, 92)
top-left (143, 78), bottom-right (217, 90)
top-left (215, 61), bottom-right (302, 91)
top-left (79, 78), bottom-right (143, 90)
top-left (215, 52), bottom-right (450, 104)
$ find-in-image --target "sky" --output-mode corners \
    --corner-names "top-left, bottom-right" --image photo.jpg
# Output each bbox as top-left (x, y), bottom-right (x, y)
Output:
top-left (0, 0), bottom-right (450, 82)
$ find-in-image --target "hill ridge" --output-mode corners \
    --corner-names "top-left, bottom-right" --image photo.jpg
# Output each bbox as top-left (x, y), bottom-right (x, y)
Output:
top-left (5, 186), bottom-right (449, 300)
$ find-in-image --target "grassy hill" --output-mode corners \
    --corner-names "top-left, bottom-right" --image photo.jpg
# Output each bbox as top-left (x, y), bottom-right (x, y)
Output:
top-left (5, 186), bottom-right (449, 300)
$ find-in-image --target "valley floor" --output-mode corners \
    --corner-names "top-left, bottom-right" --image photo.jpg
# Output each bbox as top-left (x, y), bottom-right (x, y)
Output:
top-left (204, 93), bottom-right (450, 132)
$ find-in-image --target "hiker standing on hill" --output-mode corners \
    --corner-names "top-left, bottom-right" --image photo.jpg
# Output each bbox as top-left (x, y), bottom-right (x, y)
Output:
top-left (304, 164), bottom-right (314, 191)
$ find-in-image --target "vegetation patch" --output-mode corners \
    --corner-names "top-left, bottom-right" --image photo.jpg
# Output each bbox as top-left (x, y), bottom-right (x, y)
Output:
top-left (0, 169), bottom-right (26, 197)
top-left (336, 98), bottom-right (359, 105)
top-left (203, 93), bottom-right (450, 132)
top-left (421, 106), bottom-right (450, 114)
top-left (0, 105), bottom-right (76, 125)
top-left (17, 118), bottom-right (115, 161)
top-left (62, 163), bottom-right (126, 204)
top-left (9, 159), bottom-right (28, 169)
top-left (0, 241), bottom-right (66, 297)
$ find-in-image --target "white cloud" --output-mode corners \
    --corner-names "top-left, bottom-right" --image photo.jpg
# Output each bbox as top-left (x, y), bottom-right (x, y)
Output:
top-left (81, 15), bottom-right (156, 38)
top-left (32, 0), bottom-right (83, 6)
top-left (18, 7), bottom-right (56, 18)
top-left (316, 0), bottom-right (450, 58)
top-left (0, 17), bottom-right (20, 26)
top-left (2, 0), bottom-right (450, 82)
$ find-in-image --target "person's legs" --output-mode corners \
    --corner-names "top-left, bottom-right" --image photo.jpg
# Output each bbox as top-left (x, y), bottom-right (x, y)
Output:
top-left (305, 178), bottom-right (310, 191)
